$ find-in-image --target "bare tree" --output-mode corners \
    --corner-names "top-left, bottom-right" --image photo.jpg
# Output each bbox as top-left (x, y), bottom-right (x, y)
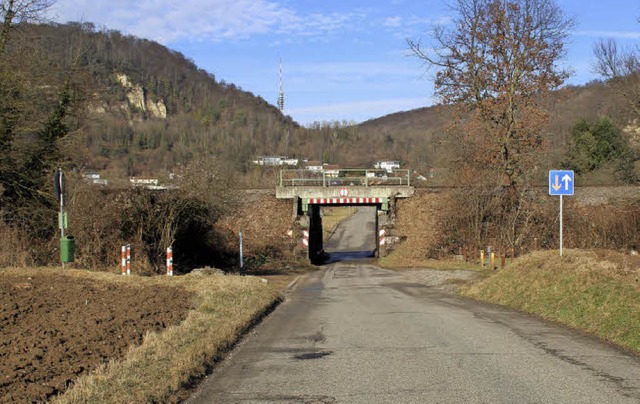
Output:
top-left (409, 0), bottom-right (573, 252)
top-left (593, 36), bottom-right (640, 119)
top-left (0, 0), bottom-right (54, 55)
top-left (409, 0), bottom-right (573, 188)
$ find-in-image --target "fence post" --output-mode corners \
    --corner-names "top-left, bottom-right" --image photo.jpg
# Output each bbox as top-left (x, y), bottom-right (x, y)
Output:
top-left (121, 245), bottom-right (126, 276)
top-left (166, 246), bottom-right (173, 276)
top-left (126, 244), bottom-right (131, 275)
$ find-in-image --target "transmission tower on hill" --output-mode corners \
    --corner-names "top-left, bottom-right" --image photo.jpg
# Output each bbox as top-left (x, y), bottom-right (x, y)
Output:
top-left (277, 59), bottom-right (285, 112)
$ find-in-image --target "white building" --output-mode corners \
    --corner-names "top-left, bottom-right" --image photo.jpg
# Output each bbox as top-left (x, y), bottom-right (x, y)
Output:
top-left (305, 161), bottom-right (323, 171)
top-left (252, 156), bottom-right (299, 166)
top-left (130, 178), bottom-right (159, 187)
top-left (374, 160), bottom-right (401, 172)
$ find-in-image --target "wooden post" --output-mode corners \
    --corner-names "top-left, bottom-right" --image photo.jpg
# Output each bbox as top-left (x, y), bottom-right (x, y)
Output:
top-left (501, 254), bottom-right (506, 269)
top-left (491, 252), bottom-right (495, 270)
top-left (480, 250), bottom-right (485, 268)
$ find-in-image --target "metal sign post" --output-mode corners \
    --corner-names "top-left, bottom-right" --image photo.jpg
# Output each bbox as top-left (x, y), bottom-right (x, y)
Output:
top-left (239, 231), bottom-right (244, 270)
top-left (54, 168), bottom-right (66, 267)
top-left (549, 170), bottom-right (574, 256)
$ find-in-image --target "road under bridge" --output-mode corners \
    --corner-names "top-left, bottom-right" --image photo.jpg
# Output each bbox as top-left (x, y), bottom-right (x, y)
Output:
top-left (276, 169), bottom-right (415, 263)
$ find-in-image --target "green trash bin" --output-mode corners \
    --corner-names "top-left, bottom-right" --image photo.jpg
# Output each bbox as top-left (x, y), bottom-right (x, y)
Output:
top-left (60, 235), bottom-right (75, 263)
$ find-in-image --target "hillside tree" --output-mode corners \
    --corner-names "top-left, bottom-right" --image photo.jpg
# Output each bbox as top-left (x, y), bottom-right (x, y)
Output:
top-left (593, 28), bottom-right (640, 119)
top-left (0, 0), bottom-right (54, 54)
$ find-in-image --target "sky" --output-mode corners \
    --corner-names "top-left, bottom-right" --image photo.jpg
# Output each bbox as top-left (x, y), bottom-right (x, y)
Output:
top-left (48, 0), bottom-right (640, 126)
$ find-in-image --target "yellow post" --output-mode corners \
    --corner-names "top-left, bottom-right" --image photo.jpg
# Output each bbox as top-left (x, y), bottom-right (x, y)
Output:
top-left (480, 250), bottom-right (485, 268)
top-left (491, 252), bottom-right (496, 270)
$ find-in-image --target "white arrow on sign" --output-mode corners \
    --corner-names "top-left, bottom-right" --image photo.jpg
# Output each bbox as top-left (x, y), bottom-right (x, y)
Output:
top-left (561, 174), bottom-right (572, 190)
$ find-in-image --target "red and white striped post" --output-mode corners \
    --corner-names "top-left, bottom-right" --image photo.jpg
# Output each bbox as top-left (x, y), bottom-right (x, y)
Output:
top-left (378, 229), bottom-right (387, 257)
top-left (166, 246), bottom-right (173, 276)
top-left (302, 229), bottom-right (309, 249)
top-left (121, 245), bottom-right (126, 275)
top-left (126, 244), bottom-right (131, 275)
top-left (378, 229), bottom-right (386, 246)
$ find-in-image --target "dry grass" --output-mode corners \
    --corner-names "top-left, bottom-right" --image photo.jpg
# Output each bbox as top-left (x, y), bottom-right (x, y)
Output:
top-left (379, 250), bottom-right (486, 272)
top-left (53, 269), bottom-right (281, 403)
top-left (0, 225), bottom-right (33, 267)
top-left (460, 249), bottom-right (640, 353)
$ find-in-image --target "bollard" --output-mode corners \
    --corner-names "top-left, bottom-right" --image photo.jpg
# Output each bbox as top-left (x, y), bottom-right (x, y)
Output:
top-left (302, 229), bottom-right (309, 249)
top-left (121, 245), bottom-right (126, 276)
top-left (166, 246), bottom-right (173, 276)
top-left (491, 252), bottom-right (495, 270)
top-left (126, 244), bottom-right (131, 275)
top-left (501, 254), bottom-right (506, 269)
top-left (480, 250), bottom-right (485, 268)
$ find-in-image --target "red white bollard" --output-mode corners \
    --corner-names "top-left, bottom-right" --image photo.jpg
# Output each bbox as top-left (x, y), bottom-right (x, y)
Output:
top-left (121, 245), bottom-right (126, 276)
top-left (378, 229), bottom-right (386, 246)
top-left (302, 230), bottom-right (309, 249)
top-left (166, 246), bottom-right (173, 276)
top-left (126, 244), bottom-right (131, 276)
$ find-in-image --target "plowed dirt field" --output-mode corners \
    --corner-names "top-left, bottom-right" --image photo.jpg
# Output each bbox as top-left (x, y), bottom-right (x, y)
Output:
top-left (0, 269), bottom-right (193, 402)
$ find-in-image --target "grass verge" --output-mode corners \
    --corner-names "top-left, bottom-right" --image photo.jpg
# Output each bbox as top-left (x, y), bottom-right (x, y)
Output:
top-left (379, 243), bottom-right (490, 272)
top-left (55, 270), bottom-right (282, 403)
top-left (460, 249), bottom-right (640, 354)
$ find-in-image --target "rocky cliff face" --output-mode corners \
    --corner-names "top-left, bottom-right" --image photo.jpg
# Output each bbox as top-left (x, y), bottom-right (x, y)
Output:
top-left (115, 73), bottom-right (167, 119)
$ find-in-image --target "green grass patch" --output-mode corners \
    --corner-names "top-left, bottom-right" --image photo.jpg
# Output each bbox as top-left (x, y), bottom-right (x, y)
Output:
top-left (460, 249), bottom-right (640, 353)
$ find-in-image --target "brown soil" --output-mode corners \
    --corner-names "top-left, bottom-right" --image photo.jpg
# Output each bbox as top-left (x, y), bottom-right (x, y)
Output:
top-left (0, 270), bottom-right (193, 402)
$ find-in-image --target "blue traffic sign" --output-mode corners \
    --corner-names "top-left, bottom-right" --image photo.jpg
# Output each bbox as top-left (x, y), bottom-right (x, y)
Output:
top-left (549, 170), bottom-right (574, 196)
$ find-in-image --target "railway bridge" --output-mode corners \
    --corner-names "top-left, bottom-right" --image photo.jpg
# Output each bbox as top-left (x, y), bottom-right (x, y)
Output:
top-left (276, 169), bottom-right (415, 263)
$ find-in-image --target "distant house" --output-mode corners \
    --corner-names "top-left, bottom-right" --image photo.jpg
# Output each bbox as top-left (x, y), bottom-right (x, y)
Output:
top-left (82, 172), bottom-right (108, 186)
top-left (130, 177), bottom-right (159, 187)
top-left (305, 161), bottom-right (323, 171)
top-left (374, 160), bottom-right (400, 172)
top-left (323, 164), bottom-right (340, 178)
top-left (252, 156), bottom-right (299, 166)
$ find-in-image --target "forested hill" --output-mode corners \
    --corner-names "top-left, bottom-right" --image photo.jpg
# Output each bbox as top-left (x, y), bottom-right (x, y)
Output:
top-left (21, 22), bottom-right (296, 180)
top-left (8, 22), bottom-right (637, 186)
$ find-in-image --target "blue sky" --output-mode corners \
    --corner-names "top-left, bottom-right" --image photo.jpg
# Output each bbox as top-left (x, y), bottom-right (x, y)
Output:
top-left (50, 0), bottom-right (640, 126)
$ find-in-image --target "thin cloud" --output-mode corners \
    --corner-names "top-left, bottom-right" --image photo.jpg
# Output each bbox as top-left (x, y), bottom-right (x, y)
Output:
top-left (49, 0), bottom-right (366, 44)
top-left (384, 16), bottom-right (403, 28)
top-left (288, 61), bottom-right (419, 78)
top-left (575, 30), bottom-right (640, 40)
top-left (383, 14), bottom-right (452, 39)
top-left (288, 97), bottom-right (432, 125)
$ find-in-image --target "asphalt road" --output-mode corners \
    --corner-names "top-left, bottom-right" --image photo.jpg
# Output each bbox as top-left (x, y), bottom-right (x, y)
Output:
top-left (323, 206), bottom-right (377, 255)
top-left (188, 208), bottom-right (640, 403)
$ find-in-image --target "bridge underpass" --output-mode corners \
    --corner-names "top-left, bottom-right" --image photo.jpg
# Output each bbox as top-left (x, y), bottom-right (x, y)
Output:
top-left (276, 169), bottom-right (414, 264)
top-left (322, 206), bottom-right (378, 264)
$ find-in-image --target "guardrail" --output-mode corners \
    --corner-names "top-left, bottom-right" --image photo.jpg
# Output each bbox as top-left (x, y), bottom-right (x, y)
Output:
top-left (279, 169), bottom-right (411, 187)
